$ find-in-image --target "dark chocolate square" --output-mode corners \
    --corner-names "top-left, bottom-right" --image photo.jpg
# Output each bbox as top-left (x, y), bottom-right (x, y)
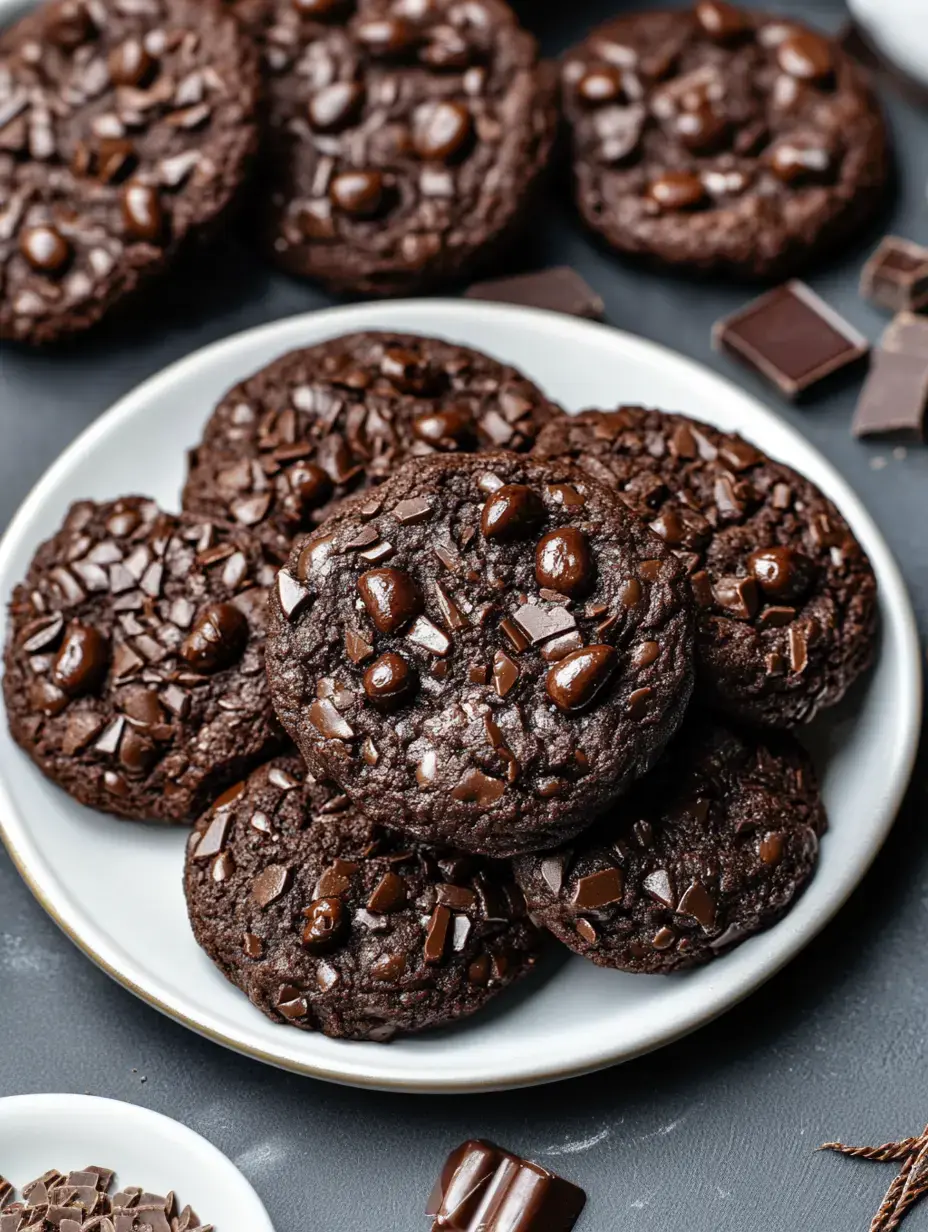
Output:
top-left (713, 281), bottom-right (869, 399)
top-left (853, 350), bottom-right (928, 440)
top-left (464, 267), bottom-right (605, 320)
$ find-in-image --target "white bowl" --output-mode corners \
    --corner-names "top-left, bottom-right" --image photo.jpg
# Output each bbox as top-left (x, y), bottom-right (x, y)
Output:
top-left (0, 300), bottom-right (920, 1092)
top-left (0, 1093), bottom-right (274, 1230)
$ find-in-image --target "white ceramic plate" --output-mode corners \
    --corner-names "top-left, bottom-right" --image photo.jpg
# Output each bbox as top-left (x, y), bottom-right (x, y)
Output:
top-left (0, 1093), bottom-right (274, 1229)
top-left (0, 301), bottom-right (920, 1093)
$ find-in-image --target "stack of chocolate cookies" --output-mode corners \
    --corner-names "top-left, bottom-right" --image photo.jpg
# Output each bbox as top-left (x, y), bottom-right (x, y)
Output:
top-left (0, 0), bottom-right (890, 343)
top-left (3, 329), bottom-right (878, 1042)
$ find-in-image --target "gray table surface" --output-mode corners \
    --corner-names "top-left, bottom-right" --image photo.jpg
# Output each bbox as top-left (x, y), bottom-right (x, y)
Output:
top-left (1, 1), bottom-right (927, 1228)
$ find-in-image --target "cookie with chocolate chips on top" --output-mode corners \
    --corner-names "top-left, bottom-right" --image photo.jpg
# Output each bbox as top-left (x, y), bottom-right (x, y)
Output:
top-left (533, 407), bottom-right (877, 728)
top-left (515, 719), bottom-right (826, 973)
top-left (266, 452), bottom-right (696, 857)
top-left (182, 331), bottom-right (561, 561)
top-left (260, 0), bottom-right (558, 295)
top-left (184, 755), bottom-right (543, 1040)
top-left (3, 498), bottom-right (283, 823)
top-left (561, 3), bottom-right (888, 279)
top-left (0, 0), bottom-right (260, 344)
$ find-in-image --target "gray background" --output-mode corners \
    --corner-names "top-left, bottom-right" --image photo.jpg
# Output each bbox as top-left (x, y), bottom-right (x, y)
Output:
top-left (1, 1), bottom-right (927, 1228)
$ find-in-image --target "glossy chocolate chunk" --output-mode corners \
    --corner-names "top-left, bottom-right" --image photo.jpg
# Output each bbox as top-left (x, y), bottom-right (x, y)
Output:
top-left (427, 1140), bottom-right (586, 1232)
top-left (464, 267), bottom-right (605, 321)
top-left (861, 237), bottom-right (928, 314)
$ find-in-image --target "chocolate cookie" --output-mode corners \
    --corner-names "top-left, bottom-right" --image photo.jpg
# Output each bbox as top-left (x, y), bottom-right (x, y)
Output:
top-left (3, 498), bottom-right (282, 823)
top-left (266, 452), bottom-right (696, 857)
top-left (533, 407), bottom-right (877, 727)
top-left (182, 331), bottom-right (561, 561)
top-left (561, 3), bottom-right (888, 279)
top-left (260, 0), bottom-right (558, 296)
top-left (184, 755), bottom-right (542, 1040)
top-left (514, 720), bottom-right (826, 973)
top-left (0, 0), bottom-right (260, 344)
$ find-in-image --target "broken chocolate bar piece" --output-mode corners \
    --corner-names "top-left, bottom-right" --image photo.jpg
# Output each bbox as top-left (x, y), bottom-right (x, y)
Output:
top-left (464, 267), bottom-right (605, 320)
top-left (860, 237), bottom-right (928, 314)
top-left (427, 1139), bottom-right (586, 1232)
top-left (883, 311), bottom-right (928, 361)
top-left (852, 350), bottom-right (928, 440)
top-left (713, 281), bottom-right (869, 399)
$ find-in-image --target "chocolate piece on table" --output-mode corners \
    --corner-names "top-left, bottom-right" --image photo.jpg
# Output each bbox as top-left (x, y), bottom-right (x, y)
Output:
top-left (852, 351), bottom-right (928, 440)
top-left (860, 237), bottom-right (928, 313)
top-left (713, 281), bottom-right (869, 399)
top-left (464, 267), bottom-right (606, 321)
top-left (883, 311), bottom-right (928, 361)
top-left (427, 1140), bottom-right (586, 1232)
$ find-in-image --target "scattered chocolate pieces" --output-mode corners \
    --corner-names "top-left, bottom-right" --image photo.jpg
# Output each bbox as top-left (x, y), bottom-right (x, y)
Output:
top-left (427, 1140), bottom-right (586, 1232)
top-left (714, 281), bottom-right (869, 399)
top-left (464, 267), bottom-right (605, 321)
top-left (853, 314), bottom-right (928, 440)
top-left (860, 237), bottom-right (928, 314)
top-left (820, 1120), bottom-right (928, 1231)
top-left (0, 1166), bottom-right (211, 1231)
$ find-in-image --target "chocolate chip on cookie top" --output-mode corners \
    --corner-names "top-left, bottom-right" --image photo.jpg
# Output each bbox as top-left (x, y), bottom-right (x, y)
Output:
top-left (533, 407), bottom-right (877, 728)
top-left (259, 0), bottom-right (558, 296)
top-left (3, 497), bottom-right (283, 823)
top-left (560, 4), bottom-right (888, 279)
top-left (0, 0), bottom-right (260, 344)
top-left (266, 452), bottom-right (696, 857)
top-left (182, 331), bottom-right (561, 561)
top-left (514, 719), bottom-right (826, 973)
top-left (184, 756), bottom-right (542, 1040)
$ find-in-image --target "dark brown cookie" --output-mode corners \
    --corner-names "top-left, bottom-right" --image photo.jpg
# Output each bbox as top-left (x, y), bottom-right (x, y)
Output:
top-left (3, 498), bottom-right (283, 823)
top-left (533, 407), bottom-right (877, 728)
top-left (0, 0), bottom-right (260, 345)
top-left (182, 331), bottom-right (561, 561)
top-left (184, 755), bottom-right (543, 1041)
top-left (561, 4), bottom-right (889, 279)
top-left (259, 0), bottom-right (558, 296)
top-left (514, 719), bottom-right (826, 973)
top-left (266, 452), bottom-right (696, 857)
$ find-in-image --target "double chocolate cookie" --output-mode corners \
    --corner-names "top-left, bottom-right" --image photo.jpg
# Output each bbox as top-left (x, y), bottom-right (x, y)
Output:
top-left (561, 3), bottom-right (888, 278)
top-left (260, 0), bottom-right (558, 295)
top-left (185, 756), bottom-right (542, 1040)
top-left (266, 452), bottom-right (696, 857)
top-left (182, 331), bottom-right (560, 561)
top-left (533, 407), bottom-right (877, 727)
top-left (0, 0), bottom-right (260, 344)
top-left (514, 720), bottom-right (826, 973)
top-left (3, 498), bottom-right (282, 823)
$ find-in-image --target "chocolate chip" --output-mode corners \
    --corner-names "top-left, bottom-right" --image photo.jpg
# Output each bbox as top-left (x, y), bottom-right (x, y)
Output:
top-left (424, 903), bottom-right (451, 965)
top-left (451, 768), bottom-right (506, 806)
top-left (252, 864), bottom-right (290, 908)
top-left (747, 546), bottom-right (813, 601)
top-left (19, 225), bottom-right (71, 276)
top-left (367, 871), bottom-right (407, 913)
top-left (413, 406), bottom-right (475, 448)
top-left (309, 697), bottom-right (354, 741)
top-left (767, 139), bottom-right (832, 184)
top-left (513, 603), bottom-right (577, 646)
top-left (354, 16), bottom-right (417, 57)
top-left (193, 813), bottom-right (231, 862)
top-left (492, 649), bottom-right (519, 697)
top-left (302, 897), bottom-right (347, 952)
top-left (121, 182), bottom-right (165, 242)
top-left (695, 0), bottom-right (750, 41)
top-left (575, 918), bottom-right (598, 945)
top-left (643, 868), bottom-right (675, 908)
top-left (393, 497), bottom-right (435, 525)
top-left (413, 101), bottom-right (473, 161)
top-left (51, 623), bottom-right (109, 695)
top-left (648, 171), bottom-right (706, 210)
top-left (406, 616), bottom-right (451, 657)
top-left (535, 528), bottom-right (593, 597)
top-left (357, 567), bottom-right (423, 634)
top-left (330, 169), bottom-right (387, 217)
top-left (571, 867), bottom-right (623, 909)
top-left (577, 66), bottom-right (627, 105)
top-left (180, 602), bottom-right (248, 673)
top-left (363, 652), bottom-right (416, 710)
top-left (677, 880), bottom-right (717, 930)
top-left (481, 484), bottom-right (545, 540)
top-left (545, 645), bottom-right (617, 713)
top-left (277, 570), bottom-right (312, 621)
top-left (108, 38), bottom-right (156, 87)
top-left (713, 575), bottom-right (760, 620)
top-left (308, 81), bottom-right (365, 133)
top-left (776, 31), bottom-right (832, 82)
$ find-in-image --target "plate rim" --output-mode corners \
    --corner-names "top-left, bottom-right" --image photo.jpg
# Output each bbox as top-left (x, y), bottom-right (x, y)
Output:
top-left (0, 299), bottom-right (921, 1093)
top-left (0, 1092), bottom-right (276, 1229)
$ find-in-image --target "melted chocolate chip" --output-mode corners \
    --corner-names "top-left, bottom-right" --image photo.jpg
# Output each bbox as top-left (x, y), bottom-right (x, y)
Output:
top-left (51, 623), bottom-right (109, 695)
top-left (302, 896), bottom-right (348, 952)
top-left (481, 484), bottom-right (545, 540)
top-left (363, 652), bottom-right (417, 709)
top-left (181, 602), bottom-right (248, 673)
top-left (534, 528), bottom-right (593, 597)
top-left (545, 645), bottom-right (617, 712)
top-left (357, 568), bottom-right (423, 634)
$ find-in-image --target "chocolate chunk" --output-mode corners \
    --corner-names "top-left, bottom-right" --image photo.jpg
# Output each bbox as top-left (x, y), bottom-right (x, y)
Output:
top-left (481, 485), bottom-right (545, 541)
top-left (427, 1139), bottom-right (586, 1232)
top-left (357, 568), bottom-right (423, 634)
top-left (852, 349), bottom-right (928, 441)
top-left (363, 653), bottom-right (417, 710)
top-left (860, 237), bottom-right (928, 313)
top-left (545, 645), bottom-right (617, 713)
top-left (464, 267), bottom-right (605, 321)
top-left (714, 282), bottom-right (869, 398)
top-left (534, 528), bottom-right (593, 598)
top-left (570, 867), bottom-right (624, 909)
top-left (883, 311), bottom-right (928, 361)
